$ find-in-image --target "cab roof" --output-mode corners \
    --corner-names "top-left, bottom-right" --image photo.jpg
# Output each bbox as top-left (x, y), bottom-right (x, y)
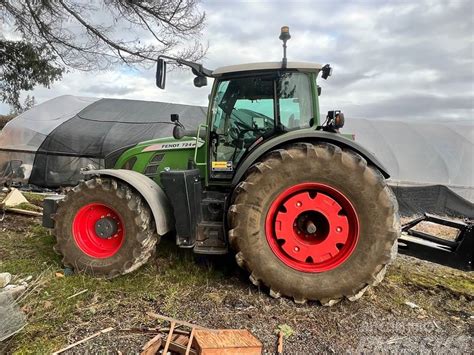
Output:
top-left (212, 61), bottom-right (323, 76)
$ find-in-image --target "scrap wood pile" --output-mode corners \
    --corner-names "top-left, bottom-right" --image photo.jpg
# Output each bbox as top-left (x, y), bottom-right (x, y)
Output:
top-left (53, 312), bottom-right (265, 355)
top-left (0, 188), bottom-right (43, 218)
top-left (140, 312), bottom-right (263, 355)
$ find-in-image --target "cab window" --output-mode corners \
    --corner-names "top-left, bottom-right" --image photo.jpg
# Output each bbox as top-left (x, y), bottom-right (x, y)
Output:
top-left (278, 72), bottom-right (313, 129)
top-left (210, 72), bottom-right (313, 178)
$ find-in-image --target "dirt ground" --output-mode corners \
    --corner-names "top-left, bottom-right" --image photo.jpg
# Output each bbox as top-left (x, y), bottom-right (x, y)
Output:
top-left (0, 211), bottom-right (473, 354)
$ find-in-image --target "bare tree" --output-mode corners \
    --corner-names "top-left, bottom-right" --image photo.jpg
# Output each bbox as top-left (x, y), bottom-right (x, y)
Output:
top-left (0, 0), bottom-right (207, 70)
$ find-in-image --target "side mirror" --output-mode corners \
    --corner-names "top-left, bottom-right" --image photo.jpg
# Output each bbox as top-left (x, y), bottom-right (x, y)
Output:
top-left (156, 58), bottom-right (167, 89)
top-left (170, 113), bottom-right (179, 123)
top-left (193, 76), bottom-right (207, 87)
top-left (321, 64), bottom-right (332, 80)
top-left (333, 112), bottom-right (344, 129)
top-left (327, 110), bottom-right (345, 129)
top-left (173, 125), bottom-right (184, 139)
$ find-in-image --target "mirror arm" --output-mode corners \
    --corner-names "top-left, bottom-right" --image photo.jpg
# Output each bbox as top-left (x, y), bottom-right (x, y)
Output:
top-left (158, 55), bottom-right (214, 77)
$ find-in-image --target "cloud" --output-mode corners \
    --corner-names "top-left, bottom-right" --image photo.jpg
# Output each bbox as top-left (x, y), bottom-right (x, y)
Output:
top-left (1, 0), bottom-right (472, 122)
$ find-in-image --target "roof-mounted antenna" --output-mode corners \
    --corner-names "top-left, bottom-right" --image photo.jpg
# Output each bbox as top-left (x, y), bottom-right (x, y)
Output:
top-left (279, 26), bottom-right (291, 69)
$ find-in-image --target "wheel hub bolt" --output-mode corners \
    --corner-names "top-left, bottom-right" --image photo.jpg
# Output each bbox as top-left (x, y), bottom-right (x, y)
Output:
top-left (306, 221), bottom-right (317, 234)
top-left (336, 227), bottom-right (342, 232)
top-left (296, 201), bottom-right (302, 207)
top-left (294, 246), bottom-right (300, 252)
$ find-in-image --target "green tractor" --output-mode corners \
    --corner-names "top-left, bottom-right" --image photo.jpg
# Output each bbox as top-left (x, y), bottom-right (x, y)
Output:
top-left (43, 27), bottom-right (400, 305)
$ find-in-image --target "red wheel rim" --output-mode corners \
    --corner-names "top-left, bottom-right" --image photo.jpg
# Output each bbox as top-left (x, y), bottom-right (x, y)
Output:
top-left (72, 203), bottom-right (124, 258)
top-left (265, 183), bottom-right (359, 272)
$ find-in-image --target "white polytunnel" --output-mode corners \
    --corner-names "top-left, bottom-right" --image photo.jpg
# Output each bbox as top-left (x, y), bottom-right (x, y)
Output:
top-left (343, 118), bottom-right (473, 217)
top-left (0, 95), bottom-right (472, 217)
top-left (344, 119), bottom-right (473, 195)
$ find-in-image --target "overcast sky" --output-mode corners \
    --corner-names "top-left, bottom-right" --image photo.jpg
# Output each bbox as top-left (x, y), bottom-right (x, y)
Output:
top-left (1, 0), bottom-right (473, 122)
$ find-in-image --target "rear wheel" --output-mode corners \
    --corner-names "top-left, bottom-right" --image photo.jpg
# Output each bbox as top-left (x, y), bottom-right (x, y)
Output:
top-left (54, 177), bottom-right (158, 278)
top-left (228, 142), bottom-right (400, 304)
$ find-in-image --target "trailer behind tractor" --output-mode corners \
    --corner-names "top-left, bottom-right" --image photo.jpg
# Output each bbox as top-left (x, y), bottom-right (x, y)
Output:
top-left (43, 27), bottom-right (400, 305)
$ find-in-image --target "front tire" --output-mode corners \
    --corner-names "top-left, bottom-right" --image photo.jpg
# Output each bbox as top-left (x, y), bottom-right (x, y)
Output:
top-left (228, 142), bottom-right (400, 304)
top-left (54, 177), bottom-right (158, 278)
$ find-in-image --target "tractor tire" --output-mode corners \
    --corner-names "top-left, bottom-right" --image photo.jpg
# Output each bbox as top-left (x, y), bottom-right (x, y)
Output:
top-left (53, 177), bottom-right (158, 278)
top-left (228, 142), bottom-right (400, 305)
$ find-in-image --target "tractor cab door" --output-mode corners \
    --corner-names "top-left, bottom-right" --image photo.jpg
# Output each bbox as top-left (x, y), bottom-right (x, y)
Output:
top-left (209, 72), bottom-right (313, 180)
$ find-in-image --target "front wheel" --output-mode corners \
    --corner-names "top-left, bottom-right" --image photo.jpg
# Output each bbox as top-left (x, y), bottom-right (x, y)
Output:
top-left (53, 177), bottom-right (158, 278)
top-left (228, 142), bottom-right (400, 305)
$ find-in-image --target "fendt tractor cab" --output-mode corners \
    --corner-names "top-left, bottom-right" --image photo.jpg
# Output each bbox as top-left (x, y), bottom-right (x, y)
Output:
top-left (44, 27), bottom-right (400, 305)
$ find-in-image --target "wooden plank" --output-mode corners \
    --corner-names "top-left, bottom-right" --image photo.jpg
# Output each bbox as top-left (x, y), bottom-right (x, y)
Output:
top-left (160, 328), bottom-right (190, 336)
top-left (52, 327), bottom-right (114, 354)
top-left (146, 312), bottom-right (209, 330)
top-left (277, 331), bottom-right (283, 354)
top-left (185, 328), bottom-right (195, 355)
top-left (6, 207), bottom-right (42, 217)
top-left (162, 321), bottom-right (175, 354)
top-left (193, 329), bottom-right (262, 355)
top-left (141, 333), bottom-right (162, 355)
top-left (168, 334), bottom-right (197, 355)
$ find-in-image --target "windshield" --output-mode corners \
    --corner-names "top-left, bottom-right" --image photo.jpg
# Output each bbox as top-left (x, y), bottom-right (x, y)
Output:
top-left (210, 72), bottom-right (313, 178)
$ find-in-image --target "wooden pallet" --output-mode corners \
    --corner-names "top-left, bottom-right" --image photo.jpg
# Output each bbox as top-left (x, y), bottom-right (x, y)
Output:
top-left (142, 313), bottom-right (262, 355)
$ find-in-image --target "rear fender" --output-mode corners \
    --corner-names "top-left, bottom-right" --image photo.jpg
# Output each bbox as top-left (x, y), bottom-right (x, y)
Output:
top-left (232, 130), bottom-right (390, 186)
top-left (82, 169), bottom-right (174, 235)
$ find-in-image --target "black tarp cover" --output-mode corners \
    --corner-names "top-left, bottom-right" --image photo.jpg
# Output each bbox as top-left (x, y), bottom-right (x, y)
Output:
top-left (28, 98), bottom-right (206, 186)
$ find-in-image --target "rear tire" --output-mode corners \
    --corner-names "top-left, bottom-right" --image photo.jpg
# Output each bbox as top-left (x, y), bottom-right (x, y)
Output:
top-left (228, 142), bottom-right (400, 304)
top-left (53, 177), bottom-right (158, 278)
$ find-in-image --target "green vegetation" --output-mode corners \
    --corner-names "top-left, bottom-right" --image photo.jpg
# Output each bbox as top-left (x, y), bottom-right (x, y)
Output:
top-left (276, 324), bottom-right (295, 338)
top-left (389, 267), bottom-right (474, 296)
top-left (22, 193), bottom-right (46, 206)
top-left (380, 261), bottom-right (474, 317)
top-left (0, 40), bottom-right (63, 111)
top-left (0, 114), bottom-right (15, 130)
top-left (12, 202), bottom-right (42, 213)
top-left (0, 218), bottom-right (225, 353)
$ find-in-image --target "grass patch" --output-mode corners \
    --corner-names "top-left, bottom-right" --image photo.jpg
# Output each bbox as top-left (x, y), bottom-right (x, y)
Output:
top-left (1, 219), bottom-right (226, 353)
top-left (386, 261), bottom-right (474, 297)
top-left (0, 225), bottom-right (58, 275)
top-left (22, 192), bottom-right (46, 204)
top-left (381, 258), bottom-right (474, 317)
top-left (11, 202), bottom-right (42, 213)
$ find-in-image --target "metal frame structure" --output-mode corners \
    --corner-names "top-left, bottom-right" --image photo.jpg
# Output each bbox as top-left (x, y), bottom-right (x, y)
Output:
top-left (398, 213), bottom-right (473, 271)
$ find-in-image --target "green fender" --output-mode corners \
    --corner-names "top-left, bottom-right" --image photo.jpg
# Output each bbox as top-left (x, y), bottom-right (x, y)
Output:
top-left (231, 130), bottom-right (390, 186)
top-left (82, 169), bottom-right (174, 235)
